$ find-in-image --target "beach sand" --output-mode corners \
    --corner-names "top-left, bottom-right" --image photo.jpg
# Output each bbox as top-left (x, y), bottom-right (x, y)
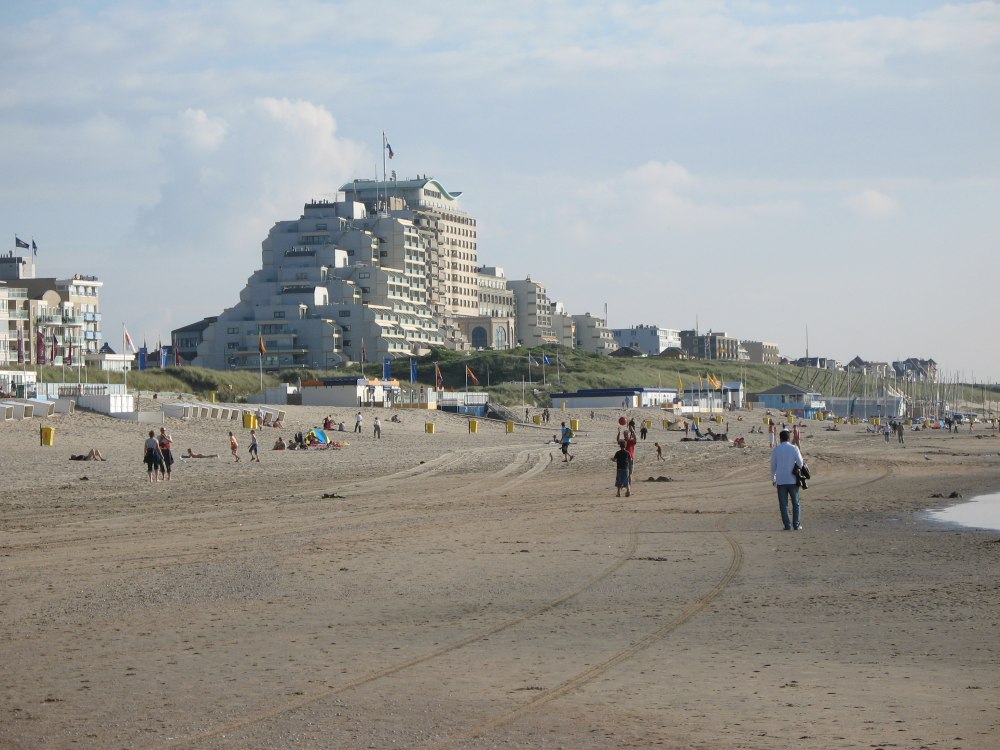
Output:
top-left (1, 405), bottom-right (998, 749)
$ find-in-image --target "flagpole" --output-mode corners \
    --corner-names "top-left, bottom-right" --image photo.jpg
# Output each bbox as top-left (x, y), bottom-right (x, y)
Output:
top-left (122, 323), bottom-right (127, 393)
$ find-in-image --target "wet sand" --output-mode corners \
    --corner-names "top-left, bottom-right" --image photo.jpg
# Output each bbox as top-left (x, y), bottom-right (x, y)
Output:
top-left (1, 406), bottom-right (998, 749)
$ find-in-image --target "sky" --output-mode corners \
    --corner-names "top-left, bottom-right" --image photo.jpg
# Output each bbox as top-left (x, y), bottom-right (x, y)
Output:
top-left (1, 1), bottom-right (998, 379)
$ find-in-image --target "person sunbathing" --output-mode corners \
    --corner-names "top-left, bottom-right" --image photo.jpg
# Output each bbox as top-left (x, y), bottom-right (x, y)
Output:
top-left (69, 448), bottom-right (106, 461)
top-left (273, 437), bottom-right (286, 450)
top-left (186, 448), bottom-right (219, 458)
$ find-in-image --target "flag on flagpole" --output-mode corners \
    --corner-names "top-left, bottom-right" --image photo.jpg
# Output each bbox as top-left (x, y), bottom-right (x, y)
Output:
top-left (123, 326), bottom-right (137, 354)
top-left (16, 327), bottom-right (24, 365)
top-left (528, 355), bottom-right (539, 367)
top-left (383, 357), bottom-right (392, 380)
top-left (50, 334), bottom-right (57, 363)
top-left (36, 330), bottom-right (46, 365)
top-left (410, 357), bottom-right (418, 384)
top-left (677, 374), bottom-right (684, 391)
top-left (258, 335), bottom-right (266, 355)
top-left (466, 366), bottom-right (479, 386)
top-left (361, 337), bottom-right (366, 363)
top-left (15, 236), bottom-right (28, 249)
top-left (384, 132), bottom-right (394, 159)
top-left (66, 337), bottom-right (73, 367)
top-left (434, 363), bottom-right (443, 390)
top-left (31, 239), bottom-right (37, 256)
top-left (542, 354), bottom-right (552, 366)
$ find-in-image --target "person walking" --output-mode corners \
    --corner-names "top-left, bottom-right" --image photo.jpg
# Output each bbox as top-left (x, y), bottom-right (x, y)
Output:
top-left (354, 411), bottom-right (363, 434)
top-left (229, 431), bottom-right (241, 462)
top-left (143, 430), bottom-right (164, 483)
top-left (612, 439), bottom-right (631, 497)
top-left (770, 429), bottom-right (804, 530)
top-left (768, 420), bottom-right (777, 448)
top-left (560, 421), bottom-right (574, 462)
top-left (373, 417), bottom-right (382, 439)
top-left (248, 429), bottom-right (260, 461)
top-left (158, 427), bottom-right (174, 481)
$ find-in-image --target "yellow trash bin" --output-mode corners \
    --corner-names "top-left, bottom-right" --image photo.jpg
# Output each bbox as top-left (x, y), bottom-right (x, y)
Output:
top-left (570, 418), bottom-right (580, 432)
top-left (242, 412), bottom-right (258, 429)
top-left (40, 426), bottom-right (55, 447)
top-left (715, 416), bottom-right (723, 424)
top-left (662, 419), bottom-right (671, 429)
top-left (644, 419), bottom-right (653, 429)
top-left (469, 419), bottom-right (478, 434)
top-left (425, 422), bottom-right (435, 434)
top-left (532, 415), bottom-right (542, 425)
top-left (506, 420), bottom-right (515, 433)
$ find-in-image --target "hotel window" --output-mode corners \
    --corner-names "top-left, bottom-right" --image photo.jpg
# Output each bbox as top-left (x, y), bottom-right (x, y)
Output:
top-left (274, 311), bottom-right (285, 319)
top-left (339, 310), bottom-right (351, 317)
top-left (227, 327), bottom-right (240, 334)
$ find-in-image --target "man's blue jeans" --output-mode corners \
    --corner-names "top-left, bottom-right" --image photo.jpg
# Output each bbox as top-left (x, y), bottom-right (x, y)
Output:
top-left (777, 483), bottom-right (801, 529)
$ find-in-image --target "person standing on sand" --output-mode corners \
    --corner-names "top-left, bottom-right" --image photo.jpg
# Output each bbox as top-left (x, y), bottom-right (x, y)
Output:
top-left (617, 425), bottom-right (637, 480)
top-left (612, 439), bottom-right (631, 497)
top-left (791, 423), bottom-right (801, 447)
top-left (158, 427), bottom-right (174, 481)
top-left (560, 421), bottom-right (574, 462)
top-left (143, 430), bottom-right (164, 483)
top-left (373, 417), bottom-right (382, 439)
top-left (354, 411), bottom-right (363, 434)
top-left (770, 428), bottom-right (804, 530)
top-left (248, 429), bottom-right (260, 461)
top-left (229, 431), bottom-right (240, 462)
top-left (768, 420), bottom-right (777, 449)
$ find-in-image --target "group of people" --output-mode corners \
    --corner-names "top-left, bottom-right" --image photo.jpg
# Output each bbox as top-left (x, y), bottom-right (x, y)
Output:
top-left (142, 427), bottom-right (176, 482)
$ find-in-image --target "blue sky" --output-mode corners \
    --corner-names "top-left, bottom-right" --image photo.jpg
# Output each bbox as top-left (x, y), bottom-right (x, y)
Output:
top-left (1, 1), bottom-right (998, 378)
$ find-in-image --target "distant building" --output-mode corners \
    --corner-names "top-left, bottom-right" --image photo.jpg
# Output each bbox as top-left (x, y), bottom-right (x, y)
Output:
top-left (0, 248), bottom-right (104, 367)
top-left (187, 196), bottom-right (445, 370)
top-left (892, 357), bottom-right (938, 382)
top-left (508, 277), bottom-right (555, 347)
top-left (846, 356), bottom-right (891, 377)
top-left (681, 330), bottom-right (743, 360)
top-left (572, 313), bottom-right (617, 355)
top-left (611, 325), bottom-right (681, 356)
top-left (793, 356), bottom-right (838, 370)
top-left (341, 176), bottom-right (479, 348)
top-left (550, 301), bottom-right (575, 348)
top-left (750, 383), bottom-right (826, 418)
top-left (742, 340), bottom-right (780, 365)
top-left (551, 387), bottom-right (679, 409)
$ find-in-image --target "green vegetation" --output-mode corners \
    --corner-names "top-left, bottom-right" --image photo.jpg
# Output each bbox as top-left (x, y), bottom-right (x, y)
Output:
top-left (34, 351), bottom-right (999, 413)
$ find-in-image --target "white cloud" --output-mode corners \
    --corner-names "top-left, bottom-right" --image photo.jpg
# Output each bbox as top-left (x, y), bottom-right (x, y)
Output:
top-left (844, 187), bottom-right (900, 218)
top-left (176, 109), bottom-right (228, 152)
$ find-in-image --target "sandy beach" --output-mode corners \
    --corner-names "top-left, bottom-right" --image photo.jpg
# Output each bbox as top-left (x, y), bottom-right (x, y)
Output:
top-left (1, 405), bottom-right (998, 749)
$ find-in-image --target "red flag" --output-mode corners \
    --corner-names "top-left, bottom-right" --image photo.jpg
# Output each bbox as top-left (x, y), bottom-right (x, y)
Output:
top-left (434, 364), bottom-right (443, 390)
top-left (36, 330), bottom-right (46, 365)
top-left (16, 327), bottom-right (24, 365)
top-left (50, 334), bottom-right (57, 363)
top-left (66, 337), bottom-right (73, 367)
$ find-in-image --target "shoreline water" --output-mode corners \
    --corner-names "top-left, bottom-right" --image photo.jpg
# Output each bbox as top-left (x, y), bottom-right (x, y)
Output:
top-left (925, 490), bottom-right (1000, 532)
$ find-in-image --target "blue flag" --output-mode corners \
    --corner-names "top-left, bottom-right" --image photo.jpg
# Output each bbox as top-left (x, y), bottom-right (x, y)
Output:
top-left (383, 356), bottom-right (392, 380)
top-left (543, 354), bottom-right (552, 366)
top-left (410, 357), bottom-right (417, 384)
top-left (138, 346), bottom-right (147, 371)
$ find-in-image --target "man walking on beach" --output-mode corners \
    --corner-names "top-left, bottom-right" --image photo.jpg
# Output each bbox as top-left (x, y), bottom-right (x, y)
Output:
top-left (354, 411), bottom-right (363, 433)
top-left (373, 417), bottom-right (382, 439)
top-left (248, 429), bottom-right (260, 462)
top-left (770, 428), bottom-right (804, 531)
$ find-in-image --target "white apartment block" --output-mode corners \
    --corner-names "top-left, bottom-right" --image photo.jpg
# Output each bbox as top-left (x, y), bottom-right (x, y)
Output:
top-left (507, 277), bottom-right (555, 347)
top-left (455, 266), bottom-right (516, 350)
top-left (573, 313), bottom-right (617, 355)
top-left (341, 177), bottom-right (479, 347)
top-left (0, 250), bottom-right (104, 367)
top-left (550, 301), bottom-right (575, 348)
top-left (192, 198), bottom-right (444, 370)
top-left (610, 325), bottom-right (681, 356)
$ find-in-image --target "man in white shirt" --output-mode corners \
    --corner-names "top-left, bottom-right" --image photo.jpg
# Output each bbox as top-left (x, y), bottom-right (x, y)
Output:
top-left (770, 428), bottom-right (804, 530)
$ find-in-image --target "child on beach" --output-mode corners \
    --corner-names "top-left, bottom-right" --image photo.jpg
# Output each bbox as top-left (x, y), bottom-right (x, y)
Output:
top-left (654, 442), bottom-right (664, 460)
top-left (612, 439), bottom-right (631, 497)
top-left (229, 431), bottom-right (240, 462)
